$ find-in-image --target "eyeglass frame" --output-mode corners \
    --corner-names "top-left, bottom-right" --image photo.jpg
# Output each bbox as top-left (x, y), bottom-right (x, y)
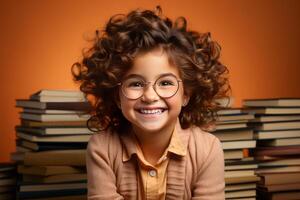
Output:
top-left (117, 73), bottom-right (183, 100)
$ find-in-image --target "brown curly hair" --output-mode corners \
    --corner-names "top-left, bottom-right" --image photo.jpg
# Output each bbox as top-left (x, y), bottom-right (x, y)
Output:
top-left (72, 6), bottom-right (230, 133)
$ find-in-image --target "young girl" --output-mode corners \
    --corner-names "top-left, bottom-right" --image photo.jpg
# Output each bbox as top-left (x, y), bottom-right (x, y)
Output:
top-left (72, 6), bottom-right (229, 200)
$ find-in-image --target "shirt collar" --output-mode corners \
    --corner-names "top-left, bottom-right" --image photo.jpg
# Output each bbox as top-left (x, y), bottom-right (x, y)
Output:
top-left (121, 119), bottom-right (187, 162)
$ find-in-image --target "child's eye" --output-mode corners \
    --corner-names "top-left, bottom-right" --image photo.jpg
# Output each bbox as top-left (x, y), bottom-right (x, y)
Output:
top-left (157, 80), bottom-right (176, 87)
top-left (127, 81), bottom-right (144, 88)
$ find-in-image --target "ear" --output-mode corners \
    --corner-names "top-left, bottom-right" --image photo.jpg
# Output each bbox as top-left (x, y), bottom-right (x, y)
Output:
top-left (182, 95), bottom-right (190, 107)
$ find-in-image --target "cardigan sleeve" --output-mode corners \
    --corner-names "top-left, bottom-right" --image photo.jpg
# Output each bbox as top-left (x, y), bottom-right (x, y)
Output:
top-left (86, 133), bottom-right (124, 200)
top-left (191, 136), bottom-right (225, 200)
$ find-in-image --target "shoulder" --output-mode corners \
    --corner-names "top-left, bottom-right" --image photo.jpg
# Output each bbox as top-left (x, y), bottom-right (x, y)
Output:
top-left (87, 130), bottom-right (123, 159)
top-left (186, 126), bottom-right (223, 166)
top-left (188, 126), bottom-right (221, 151)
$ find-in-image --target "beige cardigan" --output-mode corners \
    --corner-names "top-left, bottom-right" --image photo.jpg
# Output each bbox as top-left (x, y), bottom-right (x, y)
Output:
top-left (86, 122), bottom-right (225, 200)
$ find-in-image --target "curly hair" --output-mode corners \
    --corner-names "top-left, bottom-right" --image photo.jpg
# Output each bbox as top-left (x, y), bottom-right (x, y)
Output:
top-left (72, 6), bottom-right (230, 133)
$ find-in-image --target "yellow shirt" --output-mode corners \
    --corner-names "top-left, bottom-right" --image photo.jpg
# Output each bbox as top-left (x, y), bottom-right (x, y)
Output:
top-left (123, 128), bottom-right (186, 200)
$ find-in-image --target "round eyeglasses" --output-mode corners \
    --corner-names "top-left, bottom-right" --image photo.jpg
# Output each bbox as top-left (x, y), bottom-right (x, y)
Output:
top-left (118, 74), bottom-right (182, 100)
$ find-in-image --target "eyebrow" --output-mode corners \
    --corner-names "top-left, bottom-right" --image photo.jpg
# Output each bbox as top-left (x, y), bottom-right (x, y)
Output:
top-left (122, 73), bottom-right (177, 80)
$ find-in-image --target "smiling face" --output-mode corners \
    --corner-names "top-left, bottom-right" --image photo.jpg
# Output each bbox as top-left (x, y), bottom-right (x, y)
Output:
top-left (119, 48), bottom-right (189, 135)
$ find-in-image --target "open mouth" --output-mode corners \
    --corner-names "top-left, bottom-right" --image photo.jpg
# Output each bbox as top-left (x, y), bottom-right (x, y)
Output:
top-left (137, 108), bottom-right (167, 114)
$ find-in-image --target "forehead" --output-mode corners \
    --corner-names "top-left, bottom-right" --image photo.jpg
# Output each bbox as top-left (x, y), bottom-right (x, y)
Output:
top-left (124, 49), bottom-right (180, 80)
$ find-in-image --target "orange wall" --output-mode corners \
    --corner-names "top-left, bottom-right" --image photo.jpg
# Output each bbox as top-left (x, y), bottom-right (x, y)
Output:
top-left (0, 0), bottom-right (300, 162)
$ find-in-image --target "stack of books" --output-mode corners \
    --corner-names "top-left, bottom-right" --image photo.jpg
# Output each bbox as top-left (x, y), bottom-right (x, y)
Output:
top-left (0, 163), bottom-right (16, 200)
top-left (11, 90), bottom-right (92, 200)
top-left (243, 98), bottom-right (300, 199)
top-left (213, 98), bottom-right (259, 200)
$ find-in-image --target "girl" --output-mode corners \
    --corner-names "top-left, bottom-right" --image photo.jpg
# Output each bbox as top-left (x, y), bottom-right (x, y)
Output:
top-left (72, 6), bottom-right (229, 200)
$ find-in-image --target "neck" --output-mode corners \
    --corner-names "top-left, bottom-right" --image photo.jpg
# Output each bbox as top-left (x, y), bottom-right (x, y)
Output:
top-left (132, 123), bottom-right (176, 165)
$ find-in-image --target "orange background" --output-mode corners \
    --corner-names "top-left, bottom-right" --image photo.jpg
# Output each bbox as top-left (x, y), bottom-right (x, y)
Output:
top-left (0, 0), bottom-right (300, 162)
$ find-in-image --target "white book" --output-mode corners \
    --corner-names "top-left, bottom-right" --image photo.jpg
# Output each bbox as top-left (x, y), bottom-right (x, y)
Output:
top-left (254, 121), bottom-right (300, 131)
top-left (221, 140), bottom-right (256, 150)
top-left (31, 96), bottom-right (87, 102)
top-left (243, 98), bottom-right (300, 107)
top-left (20, 113), bottom-right (90, 122)
top-left (23, 108), bottom-right (86, 114)
top-left (255, 129), bottom-right (300, 140)
top-left (225, 170), bottom-right (255, 178)
top-left (16, 132), bottom-right (91, 142)
top-left (225, 189), bottom-right (256, 199)
top-left (30, 89), bottom-right (85, 98)
top-left (16, 126), bottom-right (92, 135)
top-left (215, 123), bottom-right (248, 131)
top-left (225, 164), bottom-right (258, 170)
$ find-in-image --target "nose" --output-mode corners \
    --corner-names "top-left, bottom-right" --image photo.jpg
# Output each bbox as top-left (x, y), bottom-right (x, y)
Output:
top-left (141, 83), bottom-right (159, 102)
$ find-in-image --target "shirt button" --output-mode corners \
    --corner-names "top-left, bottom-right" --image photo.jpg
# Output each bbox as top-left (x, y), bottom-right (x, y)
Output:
top-left (148, 170), bottom-right (157, 177)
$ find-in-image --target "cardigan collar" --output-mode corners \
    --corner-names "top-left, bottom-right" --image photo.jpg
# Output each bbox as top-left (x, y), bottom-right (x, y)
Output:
top-left (121, 120), bottom-right (187, 163)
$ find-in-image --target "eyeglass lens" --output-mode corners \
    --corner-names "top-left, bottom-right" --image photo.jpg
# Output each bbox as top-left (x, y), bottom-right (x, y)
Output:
top-left (121, 75), bottom-right (180, 99)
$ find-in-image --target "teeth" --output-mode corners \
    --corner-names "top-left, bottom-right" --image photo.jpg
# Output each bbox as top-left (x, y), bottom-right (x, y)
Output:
top-left (139, 109), bottom-right (164, 114)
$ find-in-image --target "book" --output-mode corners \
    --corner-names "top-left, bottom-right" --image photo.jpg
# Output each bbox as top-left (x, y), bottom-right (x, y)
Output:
top-left (217, 113), bottom-right (255, 122)
top-left (16, 126), bottom-right (92, 135)
top-left (221, 140), bottom-right (256, 150)
top-left (20, 113), bottom-right (90, 122)
top-left (225, 163), bottom-right (258, 170)
top-left (250, 114), bottom-right (300, 122)
top-left (23, 108), bottom-right (86, 114)
top-left (213, 129), bottom-right (253, 141)
top-left (16, 100), bottom-right (91, 110)
top-left (19, 182), bottom-right (86, 192)
top-left (258, 182), bottom-right (300, 192)
top-left (17, 188), bottom-right (87, 199)
top-left (16, 139), bottom-right (87, 151)
top-left (243, 98), bottom-right (300, 107)
top-left (22, 173), bottom-right (87, 184)
top-left (21, 120), bottom-right (87, 127)
top-left (255, 166), bottom-right (300, 174)
top-left (0, 178), bottom-right (16, 186)
top-left (225, 183), bottom-right (256, 192)
top-left (257, 137), bottom-right (300, 147)
top-left (225, 157), bottom-right (256, 165)
top-left (17, 195), bottom-right (87, 200)
top-left (251, 146), bottom-right (300, 157)
top-left (215, 123), bottom-right (248, 131)
top-left (258, 158), bottom-right (300, 167)
top-left (30, 90), bottom-right (86, 102)
top-left (30, 96), bottom-right (87, 102)
top-left (225, 189), bottom-right (256, 199)
top-left (30, 90), bottom-right (85, 98)
top-left (225, 175), bottom-right (260, 184)
top-left (224, 149), bottom-right (244, 160)
top-left (18, 165), bottom-right (84, 176)
top-left (251, 121), bottom-right (300, 131)
top-left (257, 190), bottom-right (300, 200)
top-left (254, 129), bottom-right (300, 140)
top-left (244, 107), bottom-right (300, 115)
top-left (217, 108), bottom-right (242, 115)
top-left (258, 172), bottom-right (300, 185)
top-left (23, 150), bottom-right (86, 166)
top-left (16, 132), bottom-right (91, 143)
top-left (225, 170), bottom-right (255, 178)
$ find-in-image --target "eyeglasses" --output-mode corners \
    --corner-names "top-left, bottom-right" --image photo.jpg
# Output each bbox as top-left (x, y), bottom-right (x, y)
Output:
top-left (118, 74), bottom-right (182, 100)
